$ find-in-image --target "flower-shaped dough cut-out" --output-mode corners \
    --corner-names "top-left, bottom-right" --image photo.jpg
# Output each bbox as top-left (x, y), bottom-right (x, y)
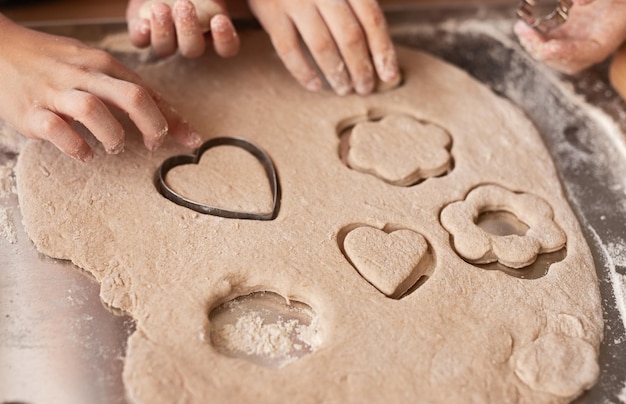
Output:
top-left (440, 185), bottom-right (566, 269)
top-left (347, 114), bottom-right (452, 186)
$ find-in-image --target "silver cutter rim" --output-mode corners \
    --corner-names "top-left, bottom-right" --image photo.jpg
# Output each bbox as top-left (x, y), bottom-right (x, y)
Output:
top-left (155, 137), bottom-right (281, 221)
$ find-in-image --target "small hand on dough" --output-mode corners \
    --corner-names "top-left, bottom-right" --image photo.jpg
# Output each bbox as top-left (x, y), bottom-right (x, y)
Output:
top-left (515, 0), bottom-right (626, 74)
top-left (0, 15), bottom-right (201, 162)
top-left (126, 0), bottom-right (240, 58)
top-left (247, 0), bottom-right (400, 95)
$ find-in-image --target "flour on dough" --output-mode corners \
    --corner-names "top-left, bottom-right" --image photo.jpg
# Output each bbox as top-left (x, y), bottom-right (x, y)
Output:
top-left (15, 31), bottom-right (603, 403)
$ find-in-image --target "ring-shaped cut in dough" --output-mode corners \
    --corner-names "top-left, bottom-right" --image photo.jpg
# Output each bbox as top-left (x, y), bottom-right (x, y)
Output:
top-left (440, 184), bottom-right (566, 268)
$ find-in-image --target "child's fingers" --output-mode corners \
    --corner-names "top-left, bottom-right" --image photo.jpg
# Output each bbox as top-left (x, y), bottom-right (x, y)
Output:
top-left (128, 18), bottom-right (151, 48)
top-left (53, 89), bottom-right (126, 154)
top-left (349, 0), bottom-right (399, 83)
top-left (173, 0), bottom-right (206, 58)
top-left (264, 16), bottom-right (323, 91)
top-left (149, 2), bottom-right (177, 57)
top-left (157, 101), bottom-right (203, 149)
top-left (290, 7), bottom-right (352, 95)
top-left (26, 108), bottom-right (93, 162)
top-left (210, 14), bottom-right (240, 58)
top-left (82, 75), bottom-right (169, 151)
top-left (318, 2), bottom-right (374, 95)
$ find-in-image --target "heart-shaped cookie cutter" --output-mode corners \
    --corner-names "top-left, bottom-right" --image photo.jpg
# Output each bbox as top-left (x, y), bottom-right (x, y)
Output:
top-left (156, 137), bottom-right (280, 220)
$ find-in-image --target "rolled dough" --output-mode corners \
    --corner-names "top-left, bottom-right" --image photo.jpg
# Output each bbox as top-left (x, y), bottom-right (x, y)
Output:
top-left (15, 31), bottom-right (603, 403)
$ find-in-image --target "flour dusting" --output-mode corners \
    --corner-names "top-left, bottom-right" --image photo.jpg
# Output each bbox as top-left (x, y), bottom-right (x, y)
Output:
top-left (212, 308), bottom-right (320, 367)
top-left (0, 207), bottom-right (17, 244)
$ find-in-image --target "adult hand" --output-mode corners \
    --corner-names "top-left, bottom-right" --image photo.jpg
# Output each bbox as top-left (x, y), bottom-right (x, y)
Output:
top-left (0, 15), bottom-right (201, 162)
top-left (515, 0), bottom-right (626, 74)
top-left (247, 0), bottom-right (400, 96)
top-left (126, 0), bottom-right (240, 58)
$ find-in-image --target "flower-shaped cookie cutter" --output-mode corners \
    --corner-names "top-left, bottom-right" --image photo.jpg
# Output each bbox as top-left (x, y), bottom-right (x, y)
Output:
top-left (517, 0), bottom-right (573, 35)
top-left (440, 184), bottom-right (566, 269)
top-left (156, 137), bottom-right (280, 220)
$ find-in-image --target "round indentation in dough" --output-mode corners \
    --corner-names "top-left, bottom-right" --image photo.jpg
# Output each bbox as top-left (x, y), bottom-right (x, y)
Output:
top-left (338, 224), bottom-right (435, 299)
top-left (514, 333), bottom-right (599, 398)
top-left (338, 112), bottom-right (453, 187)
top-left (209, 291), bottom-right (321, 368)
top-left (440, 184), bottom-right (566, 269)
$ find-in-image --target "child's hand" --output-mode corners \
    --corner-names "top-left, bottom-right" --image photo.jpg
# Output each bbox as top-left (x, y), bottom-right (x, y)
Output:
top-left (0, 16), bottom-right (201, 162)
top-left (247, 0), bottom-right (400, 95)
top-left (126, 0), bottom-right (240, 58)
top-left (515, 0), bottom-right (626, 74)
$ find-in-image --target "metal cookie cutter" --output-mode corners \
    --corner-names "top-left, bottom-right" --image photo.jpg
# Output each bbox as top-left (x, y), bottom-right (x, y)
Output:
top-left (156, 137), bottom-right (281, 221)
top-left (517, 0), bottom-right (573, 35)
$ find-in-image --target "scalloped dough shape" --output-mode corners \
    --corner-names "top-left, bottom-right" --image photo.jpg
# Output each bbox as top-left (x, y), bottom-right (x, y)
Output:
top-left (15, 31), bottom-right (602, 403)
top-left (440, 184), bottom-right (567, 268)
top-left (348, 114), bottom-right (452, 186)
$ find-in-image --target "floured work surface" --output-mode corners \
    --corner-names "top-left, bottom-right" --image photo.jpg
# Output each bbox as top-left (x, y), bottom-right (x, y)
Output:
top-left (15, 30), bottom-right (606, 403)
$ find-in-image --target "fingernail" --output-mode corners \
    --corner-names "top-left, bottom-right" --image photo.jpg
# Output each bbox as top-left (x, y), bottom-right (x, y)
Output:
top-left (355, 80), bottom-right (374, 95)
top-left (335, 83), bottom-right (352, 96)
top-left (211, 15), bottom-right (232, 34)
top-left (375, 51), bottom-right (399, 82)
top-left (188, 131), bottom-right (202, 148)
top-left (129, 18), bottom-right (147, 34)
top-left (138, 19), bottom-right (150, 35)
top-left (152, 3), bottom-right (170, 23)
top-left (149, 138), bottom-right (165, 152)
top-left (174, 0), bottom-right (193, 17)
top-left (73, 149), bottom-right (93, 163)
top-left (106, 131), bottom-right (126, 154)
top-left (305, 76), bottom-right (322, 92)
top-left (106, 142), bottom-right (125, 155)
top-left (149, 126), bottom-right (168, 151)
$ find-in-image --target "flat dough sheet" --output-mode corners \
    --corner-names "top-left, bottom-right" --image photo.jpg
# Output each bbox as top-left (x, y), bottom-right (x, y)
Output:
top-left (15, 31), bottom-right (603, 403)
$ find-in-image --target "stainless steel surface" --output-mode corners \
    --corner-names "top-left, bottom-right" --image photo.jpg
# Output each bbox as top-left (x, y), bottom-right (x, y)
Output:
top-left (1, 5), bottom-right (625, 403)
top-left (0, 193), bottom-right (134, 404)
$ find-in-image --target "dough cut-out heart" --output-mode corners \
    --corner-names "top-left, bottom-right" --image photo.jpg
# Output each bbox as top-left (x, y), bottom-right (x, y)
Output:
top-left (343, 226), bottom-right (431, 299)
top-left (156, 137), bottom-right (280, 220)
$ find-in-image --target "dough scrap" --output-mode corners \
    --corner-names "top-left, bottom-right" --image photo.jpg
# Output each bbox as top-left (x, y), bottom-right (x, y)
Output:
top-left (15, 31), bottom-right (603, 403)
top-left (514, 333), bottom-right (599, 397)
top-left (139, 0), bottom-right (221, 32)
